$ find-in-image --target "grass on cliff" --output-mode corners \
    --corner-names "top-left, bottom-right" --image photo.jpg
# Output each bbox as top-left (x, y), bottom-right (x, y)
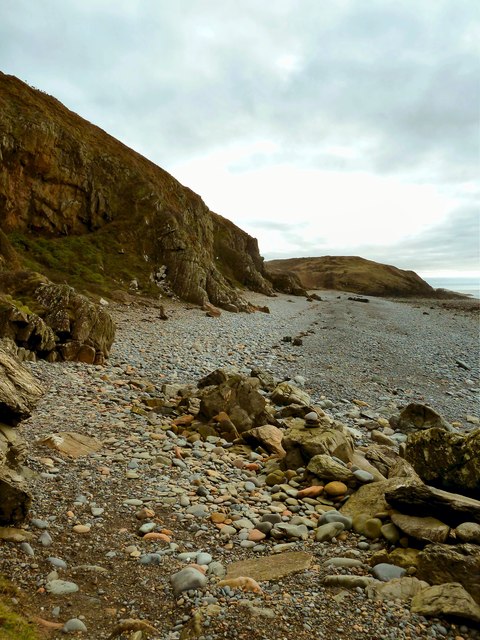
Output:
top-left (0, 576), bottom-right (41, 640)
top-left (8, 230), bottom-right (159, 298)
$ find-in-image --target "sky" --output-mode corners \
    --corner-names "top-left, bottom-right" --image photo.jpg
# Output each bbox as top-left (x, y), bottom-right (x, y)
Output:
top-left (1, 0), bottom-right (479, 277)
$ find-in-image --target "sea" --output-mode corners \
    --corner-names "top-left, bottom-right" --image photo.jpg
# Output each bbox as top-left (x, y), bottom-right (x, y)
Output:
top-left (423, 277), bottom-right (480, 299)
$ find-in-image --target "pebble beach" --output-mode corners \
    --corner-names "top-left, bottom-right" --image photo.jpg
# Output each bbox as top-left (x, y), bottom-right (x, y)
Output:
top-left (2, 291), bottom-right (479, 640)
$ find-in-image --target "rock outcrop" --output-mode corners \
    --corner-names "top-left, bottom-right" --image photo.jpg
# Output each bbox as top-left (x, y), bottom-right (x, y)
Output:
top-left (266, 255), bottom-right (439, 297)
top-left (0, 345), bottom-right (42, 523)
top-left (0, 72), bottom-right (274, 309)
top-left (0, 270), bottom-right (115, 364)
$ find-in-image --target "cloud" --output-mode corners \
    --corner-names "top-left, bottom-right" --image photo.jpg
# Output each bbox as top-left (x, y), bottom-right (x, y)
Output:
top-left (1, 0), bottom-right (478, 274)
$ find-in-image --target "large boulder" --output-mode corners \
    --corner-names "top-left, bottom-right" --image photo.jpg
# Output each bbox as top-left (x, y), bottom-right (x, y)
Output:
top-left (0, 271), bottom-right (116, 364)
top-left (281, 422), bottom-right (354, 470)
top-left (385, 484), bottom-right (480, 527)
top-left (405, 427), bottom-right (480, 496)
top-left (340, 477), bottom-right (419, 520)
top-left (0, 345), bottom-right (42, 523)
top-left (307, 454), bottom-right (355, 483)
top-left (199, 374), bottom-right (268, 433)
top-left (271, 382), bottom-right (310, 407)
top-left (241, 425), bottom-right (286, 457)
top-left (0, 345), bottom-right (43, 425)
top-left (390, 513), bottom-right (450, 544)
top-left (416, 544), bottom-right (480, 604)
top-left (411, 583), bottom-right (480, 624)
top-left (394, 402), bottom-right (452, 433)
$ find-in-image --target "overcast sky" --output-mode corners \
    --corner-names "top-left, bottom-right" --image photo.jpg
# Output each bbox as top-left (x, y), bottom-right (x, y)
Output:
top-left (1, 0), bottom-right (479, 277)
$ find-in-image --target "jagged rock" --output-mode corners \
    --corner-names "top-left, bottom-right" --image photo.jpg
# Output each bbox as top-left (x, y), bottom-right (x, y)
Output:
top-left (390, 513), bottom-right (450, 544)
top-left (307, 454), bottom-right (355, 482)
top-left (416, 544), bottom-right (480, 604)
top-left (0, 346), bottom-right (41, 524)
top-left (199, 374), bottom-right (267, 433)
top-left (265, 269), bottom-right (307, 296)
top-left (271, 382), bottom-right (310, 407)
top-left (241, 425), bottom-right (286, 457)
top-left (411, 583), bottom-right (480, 624)
top-left (405, 427), bottom-right (480, 496)
top-left (366, 577), bottom-right (429, 602)
top-left (0, 345), bottom-right (43, 425)
top-left (395, 402), bottom-right (452, 433)
top-left (281, 422), bottom-right (354, 470)
top-left (363, 444), bottom-right (403, 478)
top-left (340, 477), bottom-right (419, 519)
top-left (385, 484), bottom-right (480, 527)
top-left (0, 272), bottom-right (115, 363)
top-left (250, 368), bottom-right (277, 391)
top-left (350, 451), bottom-right (386, 482)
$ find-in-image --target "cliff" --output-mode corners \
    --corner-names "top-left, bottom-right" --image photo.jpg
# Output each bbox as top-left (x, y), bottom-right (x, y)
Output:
top-left (267, 255), bottom-right (437, 297)
top-left (0, 72), bottom-right (273, 310)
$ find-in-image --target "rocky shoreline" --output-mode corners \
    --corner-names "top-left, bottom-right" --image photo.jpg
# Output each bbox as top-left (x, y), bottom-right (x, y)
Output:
top-left (1, 291), bottom-right (479, 639)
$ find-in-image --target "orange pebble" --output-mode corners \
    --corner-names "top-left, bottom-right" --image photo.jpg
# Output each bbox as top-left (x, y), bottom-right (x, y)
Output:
top-left (143, 532), bottom-right (171, 543)
top-left (297, 485), bottom-right (324, 499)
top-left (66, 510), bottom-right (75, 518)
top-left (160, 528), bottom-right (173, 536)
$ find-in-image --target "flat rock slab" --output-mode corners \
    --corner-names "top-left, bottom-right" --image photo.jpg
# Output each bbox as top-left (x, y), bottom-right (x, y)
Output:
top-left (225, 551), bottom-right (312, 582)
top-left (40, 432), bottom-right (102, 458)
top-left (391, 513), bottom-right (450, 543)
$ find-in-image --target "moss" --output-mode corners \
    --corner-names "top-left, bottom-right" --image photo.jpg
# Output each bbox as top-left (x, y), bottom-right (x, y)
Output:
top-left (0, 577), bottom-right (41, 640)
top-left (8, 230), bottom-right (159, 298)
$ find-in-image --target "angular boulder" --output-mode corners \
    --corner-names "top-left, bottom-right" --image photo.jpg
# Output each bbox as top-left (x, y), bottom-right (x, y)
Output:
top-left (390, 513), bottom-right (450, 544)
top-left (411, 583), bottom-right (480, 624)
top-left (241, 425), bottom-right (286, 457)
top-left (0, 345), bottom-right (41, 523)
top-left (395, 402), bottom-right (452, 433)
top-left (282, 423), bottom-right (354, 470)
top-left (270, 382), bottom-right (310, 407)
top-left (405, 427), bottom-right (480, 496)
top-left (0, 345), bottom-right (43, 425)
top-left (416, 543), bottom-right (480, 604)
top-left (199, 374), bottom-right (268, 433)
top-left (340, 477), bottom-right (419, 520)
top-left (307, 454), bottom-right (355, 483)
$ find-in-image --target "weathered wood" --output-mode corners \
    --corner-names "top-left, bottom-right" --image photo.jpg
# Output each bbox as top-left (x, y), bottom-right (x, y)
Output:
top-left (385, 484), bottom-right (480, 527)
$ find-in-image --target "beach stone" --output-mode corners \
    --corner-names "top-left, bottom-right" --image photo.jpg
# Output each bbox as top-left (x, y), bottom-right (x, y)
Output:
top-left (242, 425), bottom-right (286, 457)
top-left (364, 518), bottom-right (383, 539)
top-left (315, 522), bottom-right (345, 542)
top-left (411, 583), bottom-right (480, 624)
top-left (353, 469), bottom-right (375, 484)
top-left (352, 513), bottom-right (370, 535)
top-left (391, 513), bottom-right (450, 543)
top-left (323, 480), bottom-right (348, 496)
top-left (319, 511), bottom-right (352, 530)
top-left (405, 427), bottom-right (480, 494)
top-left (389, 548), bottom-right (421, 570)
top-left (196, 552), bottom-right (213, 566)
top-left (225, 551), bottom-right (312, 582)
top-left (366, 577), bottom-right (429, 602)
top-left (271, 523), bottom-right (309, 540)
top-left (340, 477), bottom-right (417, 519)
top-left (381, 522), bottom-right (401, 544)
top-left (455, 522), bottom-right (480, 544)
top-left (46, 580), bottom-right (79, 595)
top-left (416, 543), bottom-right (480, 603)
top-left (171, 567), bottom-right (207, 595)
top-left (282, 423), bottom-right (354, 470)
top-left (271, 382), bottom-right (310, 406)
top-left (186, 504), bottom-right (209, 518)
top-left (323, 575), bottom-right (374, 589)
top-left (308, 459), bottom-right (353, 484)
top-left (63, 618), bottom-right (88, 633)
top-left (372, 563), bottom-right (406, 582)
top-left (397, 403), bottom-right (451, 433)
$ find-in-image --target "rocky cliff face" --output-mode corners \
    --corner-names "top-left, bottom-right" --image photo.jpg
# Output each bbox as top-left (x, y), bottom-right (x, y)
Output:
top-left (0, 72), bottom-right (273, 309)
top-left (267, 255), bottom-right (438, 297)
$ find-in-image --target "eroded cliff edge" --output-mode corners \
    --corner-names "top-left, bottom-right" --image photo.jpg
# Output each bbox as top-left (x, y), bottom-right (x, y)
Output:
top-left (0, 72), bottom-right (273, 310)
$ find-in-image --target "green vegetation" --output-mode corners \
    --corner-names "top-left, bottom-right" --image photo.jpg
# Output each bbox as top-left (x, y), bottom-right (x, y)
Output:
top-left (0, 576), bottom-right (40, 640)
top-left (8, 230), bottom-right (159, 298)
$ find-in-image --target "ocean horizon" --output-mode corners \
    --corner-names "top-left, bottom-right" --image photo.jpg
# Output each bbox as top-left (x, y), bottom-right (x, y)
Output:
top-left (424, 276), bottom-right (480, 299)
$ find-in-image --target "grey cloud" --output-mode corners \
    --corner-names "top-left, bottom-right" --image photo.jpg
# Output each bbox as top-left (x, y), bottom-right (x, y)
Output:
top-left (264, 205), bottom-right (480, 273)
